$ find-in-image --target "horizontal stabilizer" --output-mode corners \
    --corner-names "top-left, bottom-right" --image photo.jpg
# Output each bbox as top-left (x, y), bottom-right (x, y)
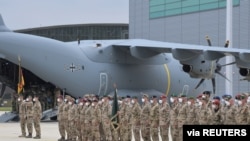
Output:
top-left (0, 14), bottom-right (11, 32)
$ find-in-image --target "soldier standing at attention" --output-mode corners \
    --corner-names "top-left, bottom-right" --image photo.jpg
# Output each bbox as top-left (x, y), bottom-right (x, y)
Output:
top-left (237, 94), bottom-right (249, 124)
top-left (68, 97), bottom-right (77, 141)
top-left (57, 94), bottom-right (66, 141)
top-left (25, 95), bottom-right (34, 138)
top-left (18, 94), bottom-right (27, 138)
top-left (169, 94), bottom-right (179, 141)
top-left (90, 98), bottom-right (101, 141)
top-left (177, 94), bottom-right (188, 141)
top-left (150, 95), bottom-right (159, 141)
top-left (101, 95), bottom-right (113, 141)
top-left (118, 96), bottom-right (130, 141)
top-left (32, 95), bottom-right (42, 139)
top-left (62, 95), bottom-right (71, 140)
top-left (84, 99), bottom-right (92, 141)
top-left (159, 95), bottom-right (170, 141)
top-left (140, 94), bottom-right (151, 141)
top-left (186, 97), bottom-right (197, 125)
top-left (131, 96), bottom-right (141, 141)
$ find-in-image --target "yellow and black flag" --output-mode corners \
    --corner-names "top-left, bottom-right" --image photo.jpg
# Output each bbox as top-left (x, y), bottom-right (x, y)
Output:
top-left (17, 61), bottom-right (25, 94)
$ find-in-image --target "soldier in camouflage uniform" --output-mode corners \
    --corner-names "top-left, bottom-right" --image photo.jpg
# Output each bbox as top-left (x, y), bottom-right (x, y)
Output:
top-left (159, 95), bottom-right (170, 141)
top-left (177, 94), bottom-right (188, 141)
top-left (25, 95), bottom-right (33, 138)
top-left (236, 94), bottom-right (249, 124)
top-left (90, 98), bottom-right (101, 141)
top-left (62, 95), bottom-right (71, 140)
top-left (186, 97), bottom-right (197, 125)
top-left (101, 95), bottom-right (113, 141)
top-left (223, 95), bottom-right (237, 124)
top-left (169, 94), bottom-right (179, 141)
top-left (209, 98), bottom-right (224, 125)
top-left (140, 94), bottom-right (151, 141)
top-left (68, 97), bottom-right (77, 141)
top-left (198, 92), bottom-right (212, 125)
top-left (18, 94), bottom-right (27, 137)
top-left (77, 98), bottom-right (85, 141)
top-left (32, 95), bottom-right (42, 139)
top-left (131, 96), bottom-right (141, 141)
top-left (57, 94), bottom-right (66, 141)
top-left (84, 99), bottom-right (92, 141)
top-left (150, 95), bottom-right (159, 141)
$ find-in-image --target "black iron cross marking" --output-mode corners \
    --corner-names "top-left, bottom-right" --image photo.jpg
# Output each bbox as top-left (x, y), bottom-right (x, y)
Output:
top-left (65, 63), bottom-right (81, 72)
top-left (69, 63), bottom-right (76, 72)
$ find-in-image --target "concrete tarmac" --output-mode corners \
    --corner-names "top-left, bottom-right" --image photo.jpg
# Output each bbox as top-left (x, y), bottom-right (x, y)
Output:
top-left (0, 111), bottom-right (170, 141)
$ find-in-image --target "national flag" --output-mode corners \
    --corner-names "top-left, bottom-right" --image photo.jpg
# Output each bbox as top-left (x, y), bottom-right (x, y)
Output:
top-left (111, 88), bottom-right (119, 129)
top-left (17, 62), bottom-right (25, 94)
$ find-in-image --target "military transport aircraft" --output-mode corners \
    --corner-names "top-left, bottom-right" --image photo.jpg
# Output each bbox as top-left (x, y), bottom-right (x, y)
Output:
top-left (0, 14), bottom-right (250, 98)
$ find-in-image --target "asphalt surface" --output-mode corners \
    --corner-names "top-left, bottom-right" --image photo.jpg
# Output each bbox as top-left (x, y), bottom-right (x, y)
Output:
top-left (0, 111), bottom-right (168, 141)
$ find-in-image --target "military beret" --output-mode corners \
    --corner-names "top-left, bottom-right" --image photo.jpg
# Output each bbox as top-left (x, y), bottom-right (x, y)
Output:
top-left (142, 94), bottom-right (149, 98)
top-left (57, 95), bottom-right (63, 99)
top-left (160, 95), bottom-right (167, 99)
top-left (92, 99), bottom-right (98, 102)
top-left (103, 95), bottom-right (108, 98)
top-left (132, 96), bottom-right (138, 99)
top-left (235, 94), bottom-right (246, 100)
top-left (196, 94), bottom-right (202, 99)
top-left (213, 96), bottom-right (220, 101)
top-left (187, 96), bottom-right (195, 100)
top-left (126, 95), bottom-right (131, 98)
top-left (84, 94), bottom-right (90, 97)
top-left (151, 95), bottom-right (157, 99)
top-left (212, 99), bottom-right (220, 105)
top-left (171, 93), bottom-right (178, 97)
top-left (203, 91), bottom-right (211, 95)
top-left (223, 95), bottom-right (232, 101)
top-left (179, 94), bottom-right (186, 97)
top-left (121, 96), bottom-right (125, 99)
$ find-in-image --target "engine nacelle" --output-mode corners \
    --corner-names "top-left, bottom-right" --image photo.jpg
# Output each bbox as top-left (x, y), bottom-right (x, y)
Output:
top-left (239, 68), bottom-right (250, 77)
top-left (182, 64), bottom-right (192, 73)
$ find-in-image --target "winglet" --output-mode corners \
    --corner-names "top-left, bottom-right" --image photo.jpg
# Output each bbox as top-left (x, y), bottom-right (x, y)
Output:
top-left (0, 14), bottom-right (11, 32)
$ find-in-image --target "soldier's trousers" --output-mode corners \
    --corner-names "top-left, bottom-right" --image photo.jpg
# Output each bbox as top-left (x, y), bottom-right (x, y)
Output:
top-left (150, 127), bottom-right (159, 141)
top-left (33, 116), bottom-right (41, 136)
top-left (91, 125), bottom-right (100, 141)
top-left (84, 121), bottom-right (92, 141)
top-left (102, 121), bottom-right (112, 141)
top-left (19, 116), bottom-right (26, 136)
top-left (68, 120), bottom-right (76, 140)
top-left (133, 126), bottom-right (140, 141)
top-left (64, 118), bottom-right (69, 139)
top-left (141, 125), bottom-right (150, 141)
top-left (120, 126), bottom-right (130, 141)
top-left (170, 125), bottom-right (178, 141)
top-left (160, 125), bottom-right (169, 141)
top-left (27, 116), bottom-right (33, 134)
top-left (58, 119), bottom-right (66, 138)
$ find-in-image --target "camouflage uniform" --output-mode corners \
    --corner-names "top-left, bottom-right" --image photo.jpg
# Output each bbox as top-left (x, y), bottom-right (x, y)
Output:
top-left (25, 96), bottom-right (33, 138)
top-left (170, 102), bottom-right (180, 141)
top-left (76, 100), bottom-right (84, 141)
top-left (159, 100), bottom-right (170, 141)
top-left (198, 100), bottom-right (212, 125)
top-left (18, 96), bottom-right (27, 137)
top-left (57, 96), bottom-right (66, 141)
top-left (32, 97), bottom-right (42, 138)
top-left (237, 103), bottom-right (249, 124)
top-left (131, 98), bottom-right (141, 141)
top-left (177, 101), bottom-right (188, 141)
top-left (84, 102), bottom-right (92, 141)
top-left (90, 100), bottom-right (101, 141)
top-left (150, 100), bottom-right (159, 141)
top-left (101, 100), bottom-right (112, 141)
top-left (209, 100), bottom-right (224, 125)
top-left (62, 96), bottom-right (70, 140)
top-left (68, 99), bottom-right (78, 141)
top-left (119, 99), bottom-right (131, 141)
top-left (140, 97), bottom-right (151, 141)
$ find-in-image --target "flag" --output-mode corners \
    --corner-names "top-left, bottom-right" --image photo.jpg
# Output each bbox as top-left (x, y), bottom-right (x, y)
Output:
top-left (111, 88), bottom-right (119, 129)
top-left (17, 62), bottom-right (25, 94)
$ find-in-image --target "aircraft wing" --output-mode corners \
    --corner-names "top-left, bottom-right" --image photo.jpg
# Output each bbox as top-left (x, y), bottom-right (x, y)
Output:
top-left (112, 39), bottom-right (250, 68)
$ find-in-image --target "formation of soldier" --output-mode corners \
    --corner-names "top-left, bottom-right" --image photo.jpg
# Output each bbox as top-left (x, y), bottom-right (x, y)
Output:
top-left (56, 89), bottom-right (250, 141)
top-left (17, 94), bottom-right (42, 139)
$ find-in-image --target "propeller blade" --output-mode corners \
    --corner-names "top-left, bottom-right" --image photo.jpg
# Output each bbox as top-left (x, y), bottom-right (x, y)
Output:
top-left (224, 40), bottom-right (229, 48)
top-left (195, 79), bottom-right (205, 89)
top-left (220, 61), bottom-right (236, 67)
top-left (212, 78), bottom-right (216, 94)
top-left (206, 36), bottom-right (212, 46)
top-left (216, 71), bottom-right (231, 82)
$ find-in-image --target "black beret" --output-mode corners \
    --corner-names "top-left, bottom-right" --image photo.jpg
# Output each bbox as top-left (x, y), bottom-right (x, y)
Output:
top-left (126, 95), bottom-right (131, 98)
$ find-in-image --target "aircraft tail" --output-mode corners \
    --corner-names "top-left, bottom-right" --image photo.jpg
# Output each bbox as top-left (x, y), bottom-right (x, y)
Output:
top-left (0, 14), bottom-right (11, 32)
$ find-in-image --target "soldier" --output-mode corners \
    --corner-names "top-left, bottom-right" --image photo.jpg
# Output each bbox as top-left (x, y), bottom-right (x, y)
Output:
top-left (77, 98), bottom-right (85, 141)
top-left (11, 92), bottom-right (17, 113)
top-left (140, 94), bottom-right (151, 141)
top-left (177, 94), bottom-right (188, 141)
top-left (186, 97), bottom-right (197, 124)
top-left (32, 95), bottom-right (42, 139)
top-left (198, 93), bottom-right (212, 125)
top-left (169, 94), bottom-right (179, 141)
top-left (57, 94), bottom-right (66, 141)
top-left (159, 95), bottom-right (170, 141)
top-left (18, 94), bottom-right (27, 137)
top-left (84, 99), bottom-right (92, 141)
top-left (209, 98), bottom-right (224, 125)
top-left (101, 95), bottom-right (112, 141)
top-left (25, 95), bottom-right (33, 138)
top-left (90, 98), bottom-right (101, 141)
top-left (223, 95), bottom-right (237, 124)
top-left (237, 93), bottom-right (249, 124)
top-left (150, 95), bottom-right (159, 141)
top-left (62, 95), bottom-right (71, 140)
top-left (131, 96), bottom-right (141, 141)
top-left (68, 97), bottom-right (77, 141)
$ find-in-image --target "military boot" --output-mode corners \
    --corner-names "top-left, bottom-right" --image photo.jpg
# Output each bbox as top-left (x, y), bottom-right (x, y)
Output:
top-left (33, 135), bottom-right (41, 139)
top-left (26, 133), bottom-right (32, 138)
top-left (58, 136), bottom-right (65, 141)
top-left (18, 134), bottom-right (26, 138)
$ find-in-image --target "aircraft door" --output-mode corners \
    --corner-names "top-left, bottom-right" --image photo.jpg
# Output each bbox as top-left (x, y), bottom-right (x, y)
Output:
top-left (98, 72), bottom-right (108, 96)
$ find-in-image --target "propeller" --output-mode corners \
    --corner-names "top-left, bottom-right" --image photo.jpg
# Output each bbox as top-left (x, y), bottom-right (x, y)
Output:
top-left (194, 36), bottom-right (235, 94)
